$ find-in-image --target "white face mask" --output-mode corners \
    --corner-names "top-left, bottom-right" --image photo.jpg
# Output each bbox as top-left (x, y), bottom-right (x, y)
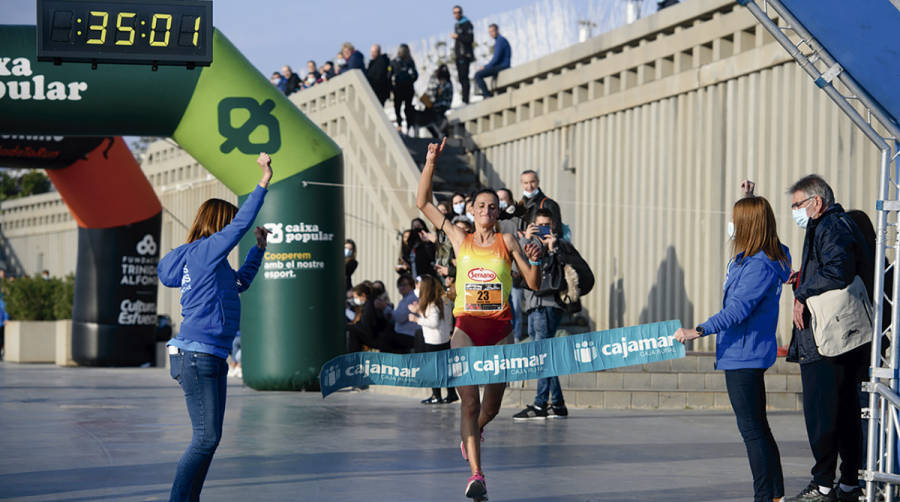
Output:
top-left (523, 189), bottom-right (538, 198)
top-left (344, 248), bottom-right (353, 257)
top-left (499, 200), bottom-right (508, 210)
top-left (465, 213), bottom-right (475, 223)
top-left (453, 203), bottom-right (465, 215)
top-left (792, 207), bottom-right (810, 229)
top-left (727, 221), bottom-right (735, 241)
top-left (413, 288), bottom-right (420, 297)
top-left (352, 297), bottom-right (364, 306)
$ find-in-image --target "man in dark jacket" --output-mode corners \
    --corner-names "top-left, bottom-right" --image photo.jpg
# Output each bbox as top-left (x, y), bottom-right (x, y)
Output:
top-left (280, 65), bottom-right (301, 96)
top-left (451, 5), bottom-right (474, 104)
top-left (366, 44), bottom-right (392, 106)
top-left (786, 175), bottom-right (872, 502)
top-left (474, 23), bottom-right (511, 98)
top-left (514, 169), bottom-right (563, 235)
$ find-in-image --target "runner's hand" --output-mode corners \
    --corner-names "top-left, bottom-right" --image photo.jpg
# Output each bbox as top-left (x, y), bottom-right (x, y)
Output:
top-left (257, 152), bottom-right (273, 187)
top-left (523, 242), bottom-right (541, 262)
top-left (425, 137), bottom-right (447, 165)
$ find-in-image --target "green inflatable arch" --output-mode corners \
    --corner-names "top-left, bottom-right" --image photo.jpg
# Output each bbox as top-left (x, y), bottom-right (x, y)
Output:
top-left (0, 25), bottom-right (344, 390)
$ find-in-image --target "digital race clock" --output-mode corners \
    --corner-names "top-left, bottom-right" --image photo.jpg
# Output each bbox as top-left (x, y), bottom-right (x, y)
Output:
top-left (36, 0), bottom-right (213, 67)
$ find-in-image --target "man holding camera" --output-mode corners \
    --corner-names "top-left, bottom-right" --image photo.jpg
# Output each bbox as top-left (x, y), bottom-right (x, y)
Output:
top-left (512, 208), bottom-right (570, 420)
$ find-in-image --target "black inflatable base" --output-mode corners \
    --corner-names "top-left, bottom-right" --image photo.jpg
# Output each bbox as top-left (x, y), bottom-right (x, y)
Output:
top-left (71, 322), bottom-right (156, 367)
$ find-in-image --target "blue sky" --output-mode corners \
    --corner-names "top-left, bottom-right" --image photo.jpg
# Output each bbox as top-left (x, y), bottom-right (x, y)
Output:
top-left (2, 0), bottom-right (553, 75)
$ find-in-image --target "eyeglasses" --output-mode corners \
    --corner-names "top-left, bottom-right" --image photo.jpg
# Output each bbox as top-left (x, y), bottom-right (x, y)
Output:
top-left (791, 196), bottom-right (814, 210)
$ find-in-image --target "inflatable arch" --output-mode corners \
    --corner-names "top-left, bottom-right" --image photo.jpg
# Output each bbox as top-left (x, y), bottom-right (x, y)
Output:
top-left (0, 26), bottom-right (344, 390)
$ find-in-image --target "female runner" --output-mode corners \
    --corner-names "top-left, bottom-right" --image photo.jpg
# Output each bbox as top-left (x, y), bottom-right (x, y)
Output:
top-left (416, 138), bottom-right (542, 501)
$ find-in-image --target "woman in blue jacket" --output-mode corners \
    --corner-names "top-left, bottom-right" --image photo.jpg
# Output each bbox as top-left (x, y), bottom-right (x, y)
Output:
top-left (674, 196), bottom-right (791, 502)
top-left (158, 153), bottom-right (272, 502)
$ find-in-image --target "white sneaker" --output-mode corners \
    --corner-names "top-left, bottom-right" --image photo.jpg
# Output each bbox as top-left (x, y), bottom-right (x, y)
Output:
top-left (227, 367), bottom-right (237, 378)
top-left (235, 367), bottom-right (242, 379)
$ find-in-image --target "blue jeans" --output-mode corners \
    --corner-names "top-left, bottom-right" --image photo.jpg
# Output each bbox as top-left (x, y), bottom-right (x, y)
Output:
top-left (169, 349), bottom-right (228, 502)
top-left (725, 368), bottom-right (784, 501)
top-left (474, 66), bottom-right (503, 97)
top-left (509, 287), bottom-right (524, 341)
top-left (529, 306), bottom-right (564, 407)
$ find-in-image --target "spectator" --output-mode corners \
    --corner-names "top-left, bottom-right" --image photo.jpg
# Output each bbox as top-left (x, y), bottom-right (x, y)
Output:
top-left (412, 64), bottom-right (453, 138)
top-left (785, 175), bottom-right (872, 502)
top-left (270, 71), bottom-right (287, 94)
top-left (367, 44), bottom-right (392, 106)
top-left (391, 43), bottom-right (418, 133)
top-left (345, 239), bottom-right (358, 291)
top-left (515, 170), bottom-right (562, 235)
top-left (404, 218), bottom-right (437, 279)
top-left (41, 270), bottom-right (50, 280)
top-left (382, 274), bottom-right (418, 353)
top-left (451, 192), bottom-right (466, 217)
top-left (304, 60), bottom-right (320, 88)
top-left (512, 208), bottom-right (573, 420)
top-left (281, 65), bottom-right (301, 95)
top-left (228, 335), bottom-right (242, 379)
top-left (346, 283), bottom-right (389, 352)
top-left (497, 187), bottom-right (525, 341)
top-left (411, 275), bottom-right (458, 404)
top-left (452, 215), bottom-right (473, 233)
top-left (451, 5), bottom-right (475, 104)
top-left (474, 23), bottom-right (511, 98)
top-left (320, 61), bottom-right (336, 81)
top-left (674, 195), bottom-right (791, 502)
top-left (0, 272), bottom-right (7, 361)
top-left (339, 42), bottom-right (365, 74)
top-left (437, 201), bottom-right (452, 216)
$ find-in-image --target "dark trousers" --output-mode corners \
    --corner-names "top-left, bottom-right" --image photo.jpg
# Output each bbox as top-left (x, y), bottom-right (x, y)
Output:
top-left (456, 59), bottom-right (471, 104)
top-left (392, 83), bottom-right (415, 128)
top-left (474, 66), bottom-right (502, 97)
top-left (169, 350), bottom-right (228, 502)
top-left (800, 344), bottom-right (869, 488)
top-left (346, 326), bottom-right (380, 353)
top-left (415, 335), bottom-right (456, 399)
top-left (725, 368), bottom-right (785, 501)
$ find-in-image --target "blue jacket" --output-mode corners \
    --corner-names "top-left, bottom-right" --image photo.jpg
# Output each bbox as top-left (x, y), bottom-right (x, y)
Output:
top-left (698, 247), bottom-right (792, 370)
top-left (485, 35), bottom-right (511, 71)
top-left (158, 185), bottom-right (267, 352)
top-left (340, 50), bottom-right (365, 74)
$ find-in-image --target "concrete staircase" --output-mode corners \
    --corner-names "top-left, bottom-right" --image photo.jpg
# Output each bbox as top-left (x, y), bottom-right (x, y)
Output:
top-left (402, 137), bottom-right (478, 197)
top-left (371, 353), bottom-right (803, 411)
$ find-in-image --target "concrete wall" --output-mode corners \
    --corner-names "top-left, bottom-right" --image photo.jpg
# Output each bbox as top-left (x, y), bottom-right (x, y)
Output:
top-left (449, 0), bottom-right (886, 350)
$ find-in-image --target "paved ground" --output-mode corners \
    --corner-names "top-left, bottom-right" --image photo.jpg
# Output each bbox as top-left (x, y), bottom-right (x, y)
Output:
top-left (0, 363), bottom-right (816, 501)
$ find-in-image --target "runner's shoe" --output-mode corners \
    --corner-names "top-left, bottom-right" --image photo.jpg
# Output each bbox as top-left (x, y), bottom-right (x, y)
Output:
top-left (512, 404), bottom-right (548, 421)
top-left (548, 403), bottom-right (568, 419)
top-left (465, 472), bottom-right (488, 500)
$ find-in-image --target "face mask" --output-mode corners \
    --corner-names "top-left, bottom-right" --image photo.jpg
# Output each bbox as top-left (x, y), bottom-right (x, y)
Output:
top-left (727, 222), bottom-right (735, 241)
top-left (453, 203), bottom-right (465, 215)
top-left (523, 189), bottom-right (538, 198)
top-left (413, 288), bottom-right (420, 297)
top-left (792, 207), bottom-right (810, 229)
top-left (499, 200), bottom-right (508, 210)
top-left (344, 248), bottom-right (352, 257)
top-left (352, 297), bottom-right (364, 306)
top-left (465, 213), bottom-right (475, 223)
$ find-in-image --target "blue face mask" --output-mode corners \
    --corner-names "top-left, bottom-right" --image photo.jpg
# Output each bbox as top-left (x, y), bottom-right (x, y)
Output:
top-left (523, 189), bottom-right (538, 199)
top-left (453, 203), bottom-right (465, 215)
top-left (465, 213), bottom-right (475, 223)
top-left (792, 207), bottom-right (810, 229)
top-left (344, 248), bottom-right (353, 257)
top-left (499, 200), bottom-right (508, 210)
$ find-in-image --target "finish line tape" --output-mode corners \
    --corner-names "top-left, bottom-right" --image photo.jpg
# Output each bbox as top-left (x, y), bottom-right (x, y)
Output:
top-left (319, 320), bottom-right (684, 397)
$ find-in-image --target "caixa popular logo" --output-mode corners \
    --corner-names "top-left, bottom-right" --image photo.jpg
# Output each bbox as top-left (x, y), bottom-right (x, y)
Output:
top-left (449, 355), bottom-right (469, 378)
top-left (136, 234), bottom-right (157, 256)
top-left (574, 340), bottom-right (599, 363)
top-left (263, 223), bottom-right (284, 244)
top-left (467, 268), bottom-right (497, 282)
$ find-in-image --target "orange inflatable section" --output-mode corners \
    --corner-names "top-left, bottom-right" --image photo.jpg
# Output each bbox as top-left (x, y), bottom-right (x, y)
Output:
top-left (46, 137), bottom-right (161, 229)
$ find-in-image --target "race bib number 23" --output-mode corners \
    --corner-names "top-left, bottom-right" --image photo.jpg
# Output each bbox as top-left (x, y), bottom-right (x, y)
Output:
top-left (465, 283), bottom-right (503, 311)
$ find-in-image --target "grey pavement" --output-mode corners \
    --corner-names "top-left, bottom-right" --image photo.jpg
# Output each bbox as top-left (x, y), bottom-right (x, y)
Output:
top-left (0, 363), bottom-right (816, 501)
